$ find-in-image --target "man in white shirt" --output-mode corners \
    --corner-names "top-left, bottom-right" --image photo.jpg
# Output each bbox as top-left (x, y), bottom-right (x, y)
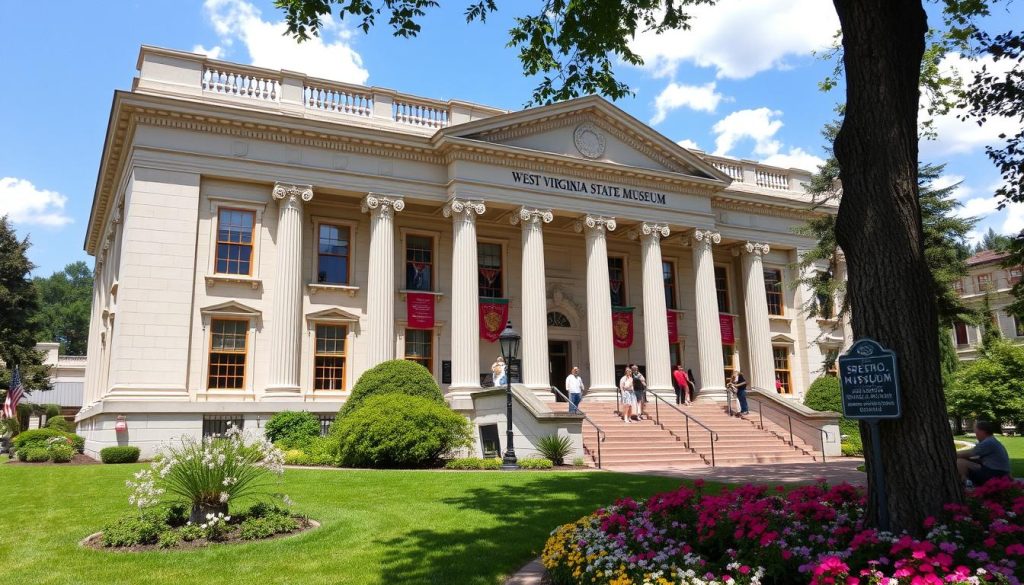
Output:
top-left (565, 366), bottom-right (585, 414)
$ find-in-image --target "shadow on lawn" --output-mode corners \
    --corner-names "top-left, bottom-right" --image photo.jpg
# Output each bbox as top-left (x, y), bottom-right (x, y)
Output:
top-left (375, 472), bottom-right (682, 585)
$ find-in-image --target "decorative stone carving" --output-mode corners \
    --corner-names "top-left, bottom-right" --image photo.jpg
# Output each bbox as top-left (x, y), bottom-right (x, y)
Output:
top-left (574, 215), bottom-right (617, 234)
top-left (272, 182), bottom-right (314, 203)
top-left (744, 241), bottom-right (770, 256)
top-left (360, 193), bottom-right (405, 217)
top-left (510, 207), bottom-right (553, 226)
top-left (573, 122), bottom-right (607, 159)
top-left (628, 222), bottom-right (671, 241)
top-left (692, 229), bottom-right (721, 249)
top-left (442, 197), bottom-right (486, 219)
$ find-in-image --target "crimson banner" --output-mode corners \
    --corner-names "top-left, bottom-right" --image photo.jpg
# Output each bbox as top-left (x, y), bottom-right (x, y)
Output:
top-left (407, 292), bottom-right (435, 330)
top-left (479, 298), bottom-right (509, 342)
top-left (668, 311), bottom-right (679, 344)
top-left (612, 307), bottom-right (634, 349)
top-left (719, 314), bottom-right (735, 345)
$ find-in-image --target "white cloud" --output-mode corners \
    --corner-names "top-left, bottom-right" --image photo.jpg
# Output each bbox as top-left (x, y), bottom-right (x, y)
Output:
top-left (650, 82), bottom-right (726, 124)
top-left (200, 0), bottom-right (369, 84)
top-left (932, 174), bottom-right (975, 201)
top-left (630, 0), bottom-right (839, 80)
top-left (1002, 204), bottom-right (1024, 235)
top-left (922, 53), bottom-right (1019, 157)
top-left (676, 138), bottom-right (701, 151)
top-left (761, 147), bottom-right (825, 171)
top-left (957, 196), bottom-right (1001, 220)
top-left (711, 107), bottom-right (783, 156)
top-left (192, 44), bottom-right (224, 60)
top-left (0, 178), bottom-right (73, 227)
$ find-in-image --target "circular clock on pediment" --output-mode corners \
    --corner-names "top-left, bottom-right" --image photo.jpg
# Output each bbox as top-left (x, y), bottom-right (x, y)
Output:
top-left (573, 123), bottom-right (606, 159)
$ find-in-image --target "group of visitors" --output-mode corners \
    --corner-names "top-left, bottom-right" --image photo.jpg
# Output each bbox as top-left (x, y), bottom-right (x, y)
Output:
top-left (618, 364), bottom-right (649, 423)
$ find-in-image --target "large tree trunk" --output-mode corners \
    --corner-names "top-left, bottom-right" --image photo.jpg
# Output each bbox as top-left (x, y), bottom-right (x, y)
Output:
top-left (832, 0), bottom-right (965, 532)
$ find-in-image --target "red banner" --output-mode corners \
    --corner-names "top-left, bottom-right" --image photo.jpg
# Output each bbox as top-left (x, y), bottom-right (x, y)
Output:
top-left (479, 298), bottom-right (509, 342)
top-left (719, 314), bottom-right (735, 345)
top-left (407, 292), bottom-right (435, 330)
top-left (668, 311), bottom-right (679, 344)
top-left (612, 307), bottom-right (634, 348)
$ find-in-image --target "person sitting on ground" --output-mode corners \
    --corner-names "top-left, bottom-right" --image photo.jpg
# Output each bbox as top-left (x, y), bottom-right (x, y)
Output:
top-left (957, 420), bottom-right (1012, 486)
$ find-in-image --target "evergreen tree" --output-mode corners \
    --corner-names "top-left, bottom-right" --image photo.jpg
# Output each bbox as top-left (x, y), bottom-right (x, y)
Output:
top-left (973, 227), bottom-right (1012, 253)
top-left (34, 261), bottom-right (94, 355)
top-left (0, 217), bottom-right (50, 396)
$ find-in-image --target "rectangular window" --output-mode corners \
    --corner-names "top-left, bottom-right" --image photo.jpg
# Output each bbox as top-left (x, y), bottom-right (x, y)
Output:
top-left (954, 321), bottom-right (969, 346)
top-left (202, 415), bottom-right (244, 438)
top-left (977, 273), bottom-right (992, 291)
top-left (715, 266), bottom-right (730, 313)
top-left (314, 324), bottom-right (347, 390)
top-left (1011, 268), bottom-right (1023, 285)
top-left (773, 346), bottom-right (791, 394)
top-left (317, 223), bottom-right (350, 284)
top-left (663, 260), bottom-right (678, 310)
top-left (478, 242), bottom-right (503, 298)
top-left (608, 257), bottom-right (626, 306)
top-left (723, 344), bottom-right (735, 385)
top-left (318, 415), bottom-right (335, 436)
top-left (764, 268), bottom-right (784, 316)
top-left (404, 329), bottom-right (433, 373)
top-left (825, 350), bottom-right (839, 377)
top-left (1015, 316), bottom-right (1024, 337)
top-left (208, 319), bottom-right (247, 389)
top-left (953, 280), bottom-right (964, 294)
top-left (405, 235), bottom-right (434, 291)
top-left (215, 209), bottom-right (255, 275)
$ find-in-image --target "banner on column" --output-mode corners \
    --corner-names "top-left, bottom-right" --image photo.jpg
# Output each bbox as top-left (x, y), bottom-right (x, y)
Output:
top-left (479, 298), bottom-right (509, 342)
top-left (719, 314), bottom-right (735, 345)
top-left (612, 307), bottom-right (635, 349)
top-left (407, 292), bottom-right (435, 330)
top-left (668, 311), bottom-right (680, 344)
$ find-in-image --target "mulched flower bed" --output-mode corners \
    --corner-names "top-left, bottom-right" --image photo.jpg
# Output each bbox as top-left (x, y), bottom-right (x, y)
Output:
top-left (5, 453), bottom-right (98, 466)
top-left (80, 516), bottom-right (318, 552)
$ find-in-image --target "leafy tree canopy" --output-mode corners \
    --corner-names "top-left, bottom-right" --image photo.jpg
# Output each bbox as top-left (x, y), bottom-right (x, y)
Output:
top-left (0, 216), bottom-right (49, 394)
top-left (33, 261), bottom-right (93, 355)
top-left (947, 338), bottom-right (1024, 424)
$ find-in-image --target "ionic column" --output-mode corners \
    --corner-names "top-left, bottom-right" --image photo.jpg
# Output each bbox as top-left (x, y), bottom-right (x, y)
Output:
top-left (692, 229), bottom-right (727, 400)
top-left (631, 223), bottom-right (673, 394)
top-left (267, 183), bottom-right (313, 393)
top-left (574, 215), bottom-right (617, 393)
top-left (444, 197), bottom-right (486, 391)
top-left (511, 207), bottom-right (554, 392)
top-left (361, 194), bottom-right (405, 366)
top-left (740, 242), bottom-right (775, 392)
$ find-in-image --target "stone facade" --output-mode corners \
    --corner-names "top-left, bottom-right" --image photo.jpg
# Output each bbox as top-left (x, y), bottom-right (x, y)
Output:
top-left (77, 46), bottom-right (848, 457)
top-left (951, 250), bottom-right (1024, 360)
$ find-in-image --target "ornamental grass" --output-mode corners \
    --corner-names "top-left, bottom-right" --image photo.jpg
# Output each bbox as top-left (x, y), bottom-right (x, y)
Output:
top-left (543, 478), bottom-right (1024, 585)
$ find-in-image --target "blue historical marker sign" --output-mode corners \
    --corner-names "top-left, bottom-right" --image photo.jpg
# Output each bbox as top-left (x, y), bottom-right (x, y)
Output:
top-left (837, 338), bottom-right (902, 420)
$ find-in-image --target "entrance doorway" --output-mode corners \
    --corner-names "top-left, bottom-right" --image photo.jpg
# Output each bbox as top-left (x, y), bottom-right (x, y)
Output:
top-left (548, 340), bottom-right (570, 401)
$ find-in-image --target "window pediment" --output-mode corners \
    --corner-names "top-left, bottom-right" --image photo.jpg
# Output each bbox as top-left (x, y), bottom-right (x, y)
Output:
top-left (200, 300), bottom-right (262, 318)
top-left (305, 307), bottom-right (360, 324)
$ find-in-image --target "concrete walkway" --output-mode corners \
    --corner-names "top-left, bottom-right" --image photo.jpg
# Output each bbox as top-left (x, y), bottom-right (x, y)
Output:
top-left (613, 458), bottom-right (866, 486)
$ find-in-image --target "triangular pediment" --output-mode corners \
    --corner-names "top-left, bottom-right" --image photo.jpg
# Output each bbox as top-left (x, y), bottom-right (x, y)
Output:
top-left (305, 307), bottom-right (360, 323)
top-left (200, 300), bottom-right (261, 317)
top-left (440, 96), bottom-right (731, 185)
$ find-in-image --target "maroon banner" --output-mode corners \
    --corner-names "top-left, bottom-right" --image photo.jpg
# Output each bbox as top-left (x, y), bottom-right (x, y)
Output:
top-left (407, 292), bottom-right (435, 330)
top-left (719, 313), bottom-right (735, 345)
top-left (668, 311), bottom-right (680, 344)
top-left (479, 298), bottom-right (509, 342)
top-left (612, 307), bottom-right (635, 349)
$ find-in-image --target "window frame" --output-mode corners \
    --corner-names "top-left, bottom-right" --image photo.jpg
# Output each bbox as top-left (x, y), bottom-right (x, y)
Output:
top-left (312, 218), bottom-right (357, 286)
top-left (403, 328), bottom-right (435, 376)
top-left (214, 208), bottom-right (257, 277)
top-left (401, 229), bottom-right (439, 293)
top-left (977, 273), bottom-right (993, 291)
top-left (206, 199), bottom-right (265, 281)
top-left (207, 318), bottom-right (250, 390)
top-left (722, 344), bottom-right (735, 386)
top-left (662, 259), bottom-right (678, 311)
top-left (763, 267), bottom-right (784, 316)
top-left (714, 264), bottom-right (731, 313)
top-left (954, 320), bottom-right (969, 346)
top-left (608, 255), bottom-right (628, 307)
top-left (476, 239), bottom-right (506, 299)
top-left (1010, 267), bottom-right (1023, 285)
top-left (312, 323), bottom-right (348, 391)
top-left (772, 345), bottom-right (792, 394)
top-left (1015, 315), bottom-right (1024, 338)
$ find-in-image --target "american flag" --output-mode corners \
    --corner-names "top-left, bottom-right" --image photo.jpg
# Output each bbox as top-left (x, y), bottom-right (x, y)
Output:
top-left (2, 366), bottom-right (24, 420)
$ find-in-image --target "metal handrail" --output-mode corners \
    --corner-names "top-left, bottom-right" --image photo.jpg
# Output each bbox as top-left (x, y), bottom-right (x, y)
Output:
top-left (616, 387), bottom-right (720, 467)
top-left (550, 386), bottom-right (606, 469)
top-left (725, 385), bottom-right (830, 463)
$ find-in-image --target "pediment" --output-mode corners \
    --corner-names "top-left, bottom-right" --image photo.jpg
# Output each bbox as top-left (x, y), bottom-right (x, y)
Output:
top-left (305, 307), bottom-right (360, 323)
top-left (440, 96), bottom-right (731, 185)
top-left (200, 300), bottom-right (261, 317)
top-left (772, 333), bottom-right (798, 344)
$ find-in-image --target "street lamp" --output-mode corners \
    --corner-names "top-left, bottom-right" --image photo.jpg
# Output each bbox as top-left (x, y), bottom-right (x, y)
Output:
top-left (498, 320), bottom-right (521, 470)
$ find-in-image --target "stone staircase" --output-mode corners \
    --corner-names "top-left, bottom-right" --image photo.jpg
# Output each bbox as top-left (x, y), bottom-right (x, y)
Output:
top-left (565, 399), bottom-right (824, 470)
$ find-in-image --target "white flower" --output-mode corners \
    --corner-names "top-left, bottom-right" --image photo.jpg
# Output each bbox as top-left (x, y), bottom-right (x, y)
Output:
top-left (219, 492), bottom-right (230, 503)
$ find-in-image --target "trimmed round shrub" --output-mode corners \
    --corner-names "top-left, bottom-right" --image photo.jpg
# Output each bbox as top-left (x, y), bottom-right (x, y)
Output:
top-left (46, 415), bottom-right (74, 432)
top-left (803, 376), bottom-right (841, 412)
top-left (264, 411), bottom-right (320, 448)
top-left (100, 446), bottom-right (141, 464)
top-left (11, 428), bottom-right (83, 454)
top-left (335, 394), bottom-right (472, 468)
top-left (339, 360), bottom-right (443, 417)
top-left (48, 443), bottom-right (74, 463)
top-left (24, 447), bottom-right (50, 462)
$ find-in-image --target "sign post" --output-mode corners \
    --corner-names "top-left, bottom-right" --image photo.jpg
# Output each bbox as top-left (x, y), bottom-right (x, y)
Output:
top-left (837, 338), bottom-right (902, 532)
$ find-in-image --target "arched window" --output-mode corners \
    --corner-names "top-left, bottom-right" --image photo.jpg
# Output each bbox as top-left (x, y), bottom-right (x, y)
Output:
top-left (547, 311), bottom-right (571, 327)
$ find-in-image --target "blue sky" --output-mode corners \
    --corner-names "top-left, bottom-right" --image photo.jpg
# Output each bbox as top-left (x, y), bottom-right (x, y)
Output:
top-left (1, 0), bottom-right (1020, 276)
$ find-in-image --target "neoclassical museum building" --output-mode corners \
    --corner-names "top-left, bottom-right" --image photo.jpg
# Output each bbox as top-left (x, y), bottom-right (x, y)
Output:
top-left (76, 46), bottom-right (848, 457)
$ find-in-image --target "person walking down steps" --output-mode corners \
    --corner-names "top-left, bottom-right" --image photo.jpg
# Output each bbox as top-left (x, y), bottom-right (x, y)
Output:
top-left (631, 364), bottom-right (648, 420)
top-left (565, 366), bottom-right (585, 414)
top-left (728, 368), bottom-right (749, 415)
top-left (618, 366), bottom-right (636, 423)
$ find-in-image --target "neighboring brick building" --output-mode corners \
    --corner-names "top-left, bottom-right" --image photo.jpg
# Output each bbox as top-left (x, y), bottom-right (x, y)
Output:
top-left (950, 249), bottom-right (1024, 361)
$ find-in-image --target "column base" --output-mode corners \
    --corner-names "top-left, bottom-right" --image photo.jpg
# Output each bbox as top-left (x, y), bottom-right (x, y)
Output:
top-left (695, 386), bottom-right (728, 402)
top-left (583, 386), bottom-right (618, 402)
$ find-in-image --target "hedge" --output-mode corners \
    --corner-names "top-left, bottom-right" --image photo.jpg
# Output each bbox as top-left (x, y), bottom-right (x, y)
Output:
top-left (264, 411), bottom-right (321, 448)
top-left (45, 415), bottom-right (74, 432)
top-left (12, 428), bottom-right (84, 454)
top-left (804, 376), bottom-right (863, 455)
top-left (338, 360), bottom-right (444, 417)
top-left (48, 443), bottom-right (75, 463)
top-left (100, 446), bottom-right (141, 464)
top-left (334, 394), bottom-right (471, 468)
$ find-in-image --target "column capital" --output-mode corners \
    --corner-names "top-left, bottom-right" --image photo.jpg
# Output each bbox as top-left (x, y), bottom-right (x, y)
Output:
top-left (510, 207), bottom-right (553, 226)
top-left (691, 229), bottom-right (721, 250)
top-left (741, 241), bottom-right (771, 256)
top-left (573, 215), bottom-right (616, 234)
top-left (361, 193), bottom-right (405, 217)
top-left (628, 222), bottom-right (671, 242)
top-left (443, 197), bottom-right (486, 219)
top-left (272, 182), bottom-right (314, 204)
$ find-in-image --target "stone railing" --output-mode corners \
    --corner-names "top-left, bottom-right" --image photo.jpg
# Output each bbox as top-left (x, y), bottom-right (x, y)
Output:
top-left (700, 153), bottom-right (813, 194)
top-left (57, 355), bottom-right (88, 367)
top-left (134, 46), bottom-right (506, 133)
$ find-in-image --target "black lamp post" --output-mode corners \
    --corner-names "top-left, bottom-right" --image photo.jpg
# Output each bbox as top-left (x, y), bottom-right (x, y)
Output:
top-left (498, 320), bottom-right (521, 470)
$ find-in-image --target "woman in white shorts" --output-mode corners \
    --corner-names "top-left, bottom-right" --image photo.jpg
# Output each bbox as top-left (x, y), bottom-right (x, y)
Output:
top-left (619, 366), bottom-right (636, 422)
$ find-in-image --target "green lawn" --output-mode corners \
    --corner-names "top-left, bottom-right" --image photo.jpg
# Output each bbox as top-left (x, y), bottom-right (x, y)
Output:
top-left (0, 463), bottom-right (686, 585)
top-left (956, 434), bottom-right (1024, 477)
